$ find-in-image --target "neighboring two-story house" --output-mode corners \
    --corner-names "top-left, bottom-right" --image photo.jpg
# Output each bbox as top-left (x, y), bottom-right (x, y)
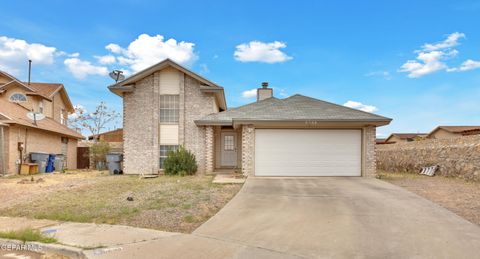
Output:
top-left (109, 59), bottom-right (391, 177)
top-left (0, 70), bottom-right (83, 175)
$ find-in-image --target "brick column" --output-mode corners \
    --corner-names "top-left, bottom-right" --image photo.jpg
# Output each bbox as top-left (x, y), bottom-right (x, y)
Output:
top-left (364, 126), bottom-right (377, 177)
top-left (241, 124), bottom-right (255, 176)
top-left (205, 126), bottom-right (214, 173)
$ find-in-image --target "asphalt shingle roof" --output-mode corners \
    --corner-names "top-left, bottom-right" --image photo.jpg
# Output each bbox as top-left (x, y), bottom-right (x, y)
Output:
top-left (197, 94), bottom-right (391, 124)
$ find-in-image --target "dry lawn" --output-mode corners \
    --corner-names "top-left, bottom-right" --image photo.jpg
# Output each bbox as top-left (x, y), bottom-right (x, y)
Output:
top-left (379, 171), bottom-right (480, 226)
top-left (0, 171), bottom-right (242, 233)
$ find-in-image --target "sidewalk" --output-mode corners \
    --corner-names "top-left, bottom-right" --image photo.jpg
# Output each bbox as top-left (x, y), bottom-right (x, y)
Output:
top-left (0, 217), bottom-right (298, 259)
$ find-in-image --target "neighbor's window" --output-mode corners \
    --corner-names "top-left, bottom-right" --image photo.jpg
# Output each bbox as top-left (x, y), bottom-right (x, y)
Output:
top-left (60, 109), bottom-right (66, 125)
top-left (160, 145), bottom-right (178, 169)
top-left (9, 93), bottom-right (27, 103)
top-left (160, 95), bottom-right (179, 123)
top-left (39, 100), bottom-right (44, 114)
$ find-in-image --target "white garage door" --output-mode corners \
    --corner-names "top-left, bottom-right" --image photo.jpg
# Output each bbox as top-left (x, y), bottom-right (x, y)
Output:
top-left (255, 129), bottom-right (362, 176)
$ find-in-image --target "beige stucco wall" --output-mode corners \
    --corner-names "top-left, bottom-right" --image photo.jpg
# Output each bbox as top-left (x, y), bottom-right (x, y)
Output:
top-left (5, 125), bottom-right (77, 174)
top-left (52, 92), bottom-right (68, 125)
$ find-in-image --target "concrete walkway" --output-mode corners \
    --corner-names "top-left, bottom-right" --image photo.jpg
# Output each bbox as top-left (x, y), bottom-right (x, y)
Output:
top-left (2, 177), bottom-right (480, 258)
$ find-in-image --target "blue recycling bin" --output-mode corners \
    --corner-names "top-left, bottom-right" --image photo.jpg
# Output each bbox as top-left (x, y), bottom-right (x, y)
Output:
top-left (45, 154), bottom-right (56, 173)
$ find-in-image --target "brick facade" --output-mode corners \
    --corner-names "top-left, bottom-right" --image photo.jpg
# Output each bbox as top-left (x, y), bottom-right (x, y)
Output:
top-left (3, 125), bottom-right (77, 174)
top-left (122, 70), bottom-right (217, 175)
top-left (364, 126), bottom-right (377, 177)
top-left (241, 124), bottom-right (255, 176)
top-left (205, 126), bottom-right (214, 173)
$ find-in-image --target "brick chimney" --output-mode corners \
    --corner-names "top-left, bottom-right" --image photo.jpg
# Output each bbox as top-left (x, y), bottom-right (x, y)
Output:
top-left (257, 82), bottom-right (273, 101)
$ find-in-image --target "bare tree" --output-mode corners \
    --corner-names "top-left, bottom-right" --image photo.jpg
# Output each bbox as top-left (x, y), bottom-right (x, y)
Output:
top-left (69, 102), bottom-right (121, 139)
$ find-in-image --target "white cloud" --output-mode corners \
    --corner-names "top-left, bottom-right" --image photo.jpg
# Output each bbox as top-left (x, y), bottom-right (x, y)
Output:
top-left (0, 36), bottom-right (56, 76)
top-left (242, 89), bottom-right (257, 98)
top-left (398, 32), bottom-right (475, 78)
top-left (64, 57), bottom-right (108, 79)
top-left (105, 34), bottom-right (198, 72)
top-left (447, 59), bottom-right (480, 72)
top-left (95, 55), bottom-right (116, 65)
top-left (343, 101), bottom-right (378, 113)
top-left (234, 41), bottom-right (292, 63)
top-left (365, 70), bottom-right (392, 80)
top-left (422, 32), bottom-right (465, 51)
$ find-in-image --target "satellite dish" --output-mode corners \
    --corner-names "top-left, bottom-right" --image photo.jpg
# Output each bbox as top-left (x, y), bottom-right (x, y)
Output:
top-left (27, 112), bottom-right (45, 125)
top-left (109, 70), bottom-right (125, 82)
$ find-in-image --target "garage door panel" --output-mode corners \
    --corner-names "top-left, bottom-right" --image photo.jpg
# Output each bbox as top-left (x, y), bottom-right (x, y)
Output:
top-left (255, 129), bottom-right (361, 176)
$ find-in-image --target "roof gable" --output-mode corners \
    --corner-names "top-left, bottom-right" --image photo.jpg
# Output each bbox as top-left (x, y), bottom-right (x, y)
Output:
top-left (108, 59), bottom-right (227, 110)
top-left (196, 94), bottom-right (391, 126)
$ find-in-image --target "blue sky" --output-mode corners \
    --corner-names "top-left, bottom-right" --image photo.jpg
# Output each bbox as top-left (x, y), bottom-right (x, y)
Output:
top-left (1, 0), bottom-right (480, 137)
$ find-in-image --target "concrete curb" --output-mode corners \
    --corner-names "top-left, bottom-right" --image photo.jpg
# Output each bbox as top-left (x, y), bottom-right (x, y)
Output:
top-left (0, 238), bottom-right (86, 258)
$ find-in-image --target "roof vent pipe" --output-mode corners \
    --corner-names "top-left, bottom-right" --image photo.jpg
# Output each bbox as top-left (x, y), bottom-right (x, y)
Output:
top-left (27, 60), bottom-right (32, 86)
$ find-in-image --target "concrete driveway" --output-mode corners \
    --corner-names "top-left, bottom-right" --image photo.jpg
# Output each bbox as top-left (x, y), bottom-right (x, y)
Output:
top-left (194, 177), bottom-right (480, 258)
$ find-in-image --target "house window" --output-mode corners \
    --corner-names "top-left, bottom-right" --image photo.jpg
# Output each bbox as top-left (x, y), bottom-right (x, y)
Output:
top-left (159, 145), bottom-right (178, 169)
top-left (9, 93), bottom-right (27, 103)
top-left (60, 109), bottom-right (66, 125)
top-left (224, 135), bottom-right (235, 151)
top-left (39, 100), bottom-right (44, 114)
top-left (160, 95), bottom-right (179, 123)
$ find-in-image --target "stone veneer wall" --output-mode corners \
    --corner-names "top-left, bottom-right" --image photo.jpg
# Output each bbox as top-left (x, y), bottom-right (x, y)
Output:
top-left (364, 126), bottom-right (377, 177)
top-left (241, 124), bottom-right (255, 176)
top-left (377, 135), bottom-right (480, 181)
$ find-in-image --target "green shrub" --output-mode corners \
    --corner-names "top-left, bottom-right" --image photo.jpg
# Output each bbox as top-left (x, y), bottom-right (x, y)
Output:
top-left (0, 228), bottom-right (57, 243)
top-left (163, 146), bottom-right (197, 176)
top-left (89, 140), bottom-right (110, 170)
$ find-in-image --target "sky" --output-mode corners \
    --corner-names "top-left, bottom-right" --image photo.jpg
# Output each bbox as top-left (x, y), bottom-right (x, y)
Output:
top-left (1, 0), bottom-right (479, 137)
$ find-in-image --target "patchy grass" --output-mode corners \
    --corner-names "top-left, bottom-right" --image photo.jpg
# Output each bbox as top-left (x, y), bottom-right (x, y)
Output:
top-left (379, 170), bottom-right (480, 226)
top-left (0, 173), bottom-right (242, 233)
top-left (0, 228), bottom-right (57, 243)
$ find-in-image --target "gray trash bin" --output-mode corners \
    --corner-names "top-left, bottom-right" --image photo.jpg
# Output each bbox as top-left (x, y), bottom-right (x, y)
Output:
top-left (106, 153), bottom-right (123, 175)
top-left (54, 154), bottom-right (65, 172)
top-left (30, 152), bottom-right (49, 173)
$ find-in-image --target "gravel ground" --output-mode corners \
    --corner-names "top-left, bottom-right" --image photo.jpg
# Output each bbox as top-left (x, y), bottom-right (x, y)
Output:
top-left (379, 171), bottom-right (480, 226)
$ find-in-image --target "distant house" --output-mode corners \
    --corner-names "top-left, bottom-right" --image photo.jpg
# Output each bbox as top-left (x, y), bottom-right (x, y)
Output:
top-left (88, 128), bottom-right (123, 153)
top-left (376, 138), bottom-right (394, 145)
top-left (427, 126), bottom-right (480, 139)
top-left (0, 70), bottom-right (83, 175)
top-left (385, 133), bottom-right (428, 144)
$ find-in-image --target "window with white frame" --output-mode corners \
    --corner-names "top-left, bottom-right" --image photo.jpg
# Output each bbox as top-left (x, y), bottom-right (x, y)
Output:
top-left (159, 145), bottom-right (178, 169)
top-left (9, 93), bottom-right (27, 103)
top-left (160, 95), bottom-right (179, 123)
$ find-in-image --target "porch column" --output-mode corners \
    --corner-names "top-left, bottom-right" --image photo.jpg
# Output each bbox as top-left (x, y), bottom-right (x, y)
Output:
top-left (205, 126), bottom-right (214, 173)
top-left (241, 124), bottom-right (255, 176)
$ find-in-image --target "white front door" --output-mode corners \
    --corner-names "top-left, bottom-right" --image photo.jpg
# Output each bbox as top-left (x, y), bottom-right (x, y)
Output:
top-left (221, 132), bottom-right (237, 167)
top-left (255, 129), bottom-right (362, 176)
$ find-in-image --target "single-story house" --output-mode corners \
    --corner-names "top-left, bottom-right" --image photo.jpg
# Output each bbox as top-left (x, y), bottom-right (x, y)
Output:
top-left (426, 126), bottom-right (480, 139)
top-left (376, 138), bottom-right (394, 145)
top-left (384, 133), bottom-right (428, 144)
top-left (88, 128), bottom-right (123, 153)
top-left (0, 71), bottom-right (83, 175)
top-left (108, 59), bottom-right (391, 177)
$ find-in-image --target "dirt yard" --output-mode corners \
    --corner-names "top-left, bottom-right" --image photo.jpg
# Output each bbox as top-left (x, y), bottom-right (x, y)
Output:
top-left (379, 171), bottom-right (480, 226)
top-left (0, 171), bottom-right (242, 233)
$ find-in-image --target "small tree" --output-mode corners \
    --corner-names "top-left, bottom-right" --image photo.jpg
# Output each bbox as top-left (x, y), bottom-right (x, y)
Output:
top-left (89, 141), bottom-right (110, 170)
top-left (163, 146), bottom-right (198, 176)
top-left (69, 102), bottom-right (121, 139)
